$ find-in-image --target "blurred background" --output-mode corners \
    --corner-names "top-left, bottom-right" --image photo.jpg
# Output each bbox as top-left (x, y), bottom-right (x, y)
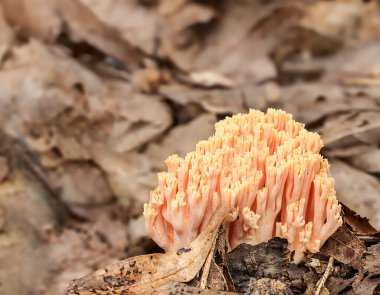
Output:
top-left (0, 0), bottom-right (379, 294)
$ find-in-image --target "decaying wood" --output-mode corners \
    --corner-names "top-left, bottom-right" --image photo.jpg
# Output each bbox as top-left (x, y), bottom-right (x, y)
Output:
top-left (226, 238), bottom-right (358, 294)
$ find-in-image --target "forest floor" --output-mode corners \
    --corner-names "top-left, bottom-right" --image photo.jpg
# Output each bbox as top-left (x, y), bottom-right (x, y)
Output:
top-left (0, 0), bottom-right (379, 294)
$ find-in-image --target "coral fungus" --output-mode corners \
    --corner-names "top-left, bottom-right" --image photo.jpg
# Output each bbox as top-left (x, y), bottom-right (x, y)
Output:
top-left (144, 109), bottom-right (342, 263)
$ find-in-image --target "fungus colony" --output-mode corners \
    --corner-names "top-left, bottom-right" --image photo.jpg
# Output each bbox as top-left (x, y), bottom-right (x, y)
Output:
top-left (144, 109), bottom-right (342, 262)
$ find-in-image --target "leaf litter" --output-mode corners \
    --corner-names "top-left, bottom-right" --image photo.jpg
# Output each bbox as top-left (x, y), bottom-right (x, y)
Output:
top-left (0, 0), bottom-right (378, 294)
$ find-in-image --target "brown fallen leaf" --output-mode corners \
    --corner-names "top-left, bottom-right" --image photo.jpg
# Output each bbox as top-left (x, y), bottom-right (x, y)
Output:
top-left (342, 204), bottom-right (379, 236)
top-left (66, 204), bottom-right (230, 294)
top-left (320, 225), bottom-right (365, 270)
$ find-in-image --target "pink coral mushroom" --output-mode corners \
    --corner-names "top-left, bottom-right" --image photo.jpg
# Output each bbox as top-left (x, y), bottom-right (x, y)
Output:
top-left (144, 109), bottom-right (342, 263)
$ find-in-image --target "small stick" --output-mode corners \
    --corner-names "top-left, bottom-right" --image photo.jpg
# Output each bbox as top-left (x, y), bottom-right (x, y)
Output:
top-left (315, 256), bottom-right (334, 295)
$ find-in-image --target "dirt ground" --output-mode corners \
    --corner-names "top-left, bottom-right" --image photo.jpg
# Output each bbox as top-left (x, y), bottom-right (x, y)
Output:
top-left (0, 0), bottom-right (379, 294)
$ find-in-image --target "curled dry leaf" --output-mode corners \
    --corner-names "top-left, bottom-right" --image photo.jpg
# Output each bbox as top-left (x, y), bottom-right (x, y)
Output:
top-left (66, 204), bottom-right (230, 294)
top-left (342, 204), bottom-right (379, 236)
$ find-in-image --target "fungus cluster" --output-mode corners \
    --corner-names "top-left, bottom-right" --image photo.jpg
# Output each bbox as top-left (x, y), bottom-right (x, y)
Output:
top-left (144, 109), bottom-right (342, 262)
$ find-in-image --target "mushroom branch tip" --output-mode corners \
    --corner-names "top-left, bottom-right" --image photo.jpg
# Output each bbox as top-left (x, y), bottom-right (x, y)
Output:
top-left (144, 108), bottom-right (342, 263)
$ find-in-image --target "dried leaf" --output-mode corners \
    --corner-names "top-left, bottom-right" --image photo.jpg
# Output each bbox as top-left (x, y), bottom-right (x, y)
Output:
top-left (319, 111), bottom-right (380, 148)
top-left (51, 163), bottom-right (113, 207)
top-left (66, 205), bottom-right (230, 294)
top-left (300, 0), bottom-right (364, 39)
top-left (160, 84), bottom-right (246, 114)
top-left (1, 0), bottom-right (143, 69)
top-left (1, 0), bottom-right (61, 42)
top-left (348, 148), bottom-right (380, 173)
top-left (330, 159), bottom-right (380, 230)
top-left (342, 204), bottom-right (379, 236)
top-left (188, 71), bottom-right (235, 88)
top-left (320, 226), bottom-right (365, 270)
top-left (92, 148), bottom-right (155, 207)
top-left (79, 0), bottom-right (161, 53)
top-left (146, 114), bottom-right (217, 170)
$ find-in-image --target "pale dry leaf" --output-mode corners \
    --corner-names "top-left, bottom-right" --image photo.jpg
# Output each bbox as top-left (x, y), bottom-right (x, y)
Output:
top-left (160, 84), bottom-right (245, 114)
top-left (51, 163), bottom-right (113, 207)
top-left (188, 71), bottom-right (235, 88)
top-left (160, 0), bottom-right (287, 83)
top-left (146, 114), bottom-right (217, 169)
top-left (132, 68), bottom-right (162, 93)
top-left (330, 159), bottom-right (380, 230)
top-left (348, 148), bottom-right (380, 173)
top-left (58, 0), bottom-right (142, 70)
top-left (0, 3), bottom-right (14, 46)
top-left (319, 111), bottom-right (380, 148)
top-left (280, 83), bottom-right (378, 125)
top-left (66, 205), bottom-right (230, 294)
top-left (1, 0), bottom-right (61, 42)
top-left (92, 147), bottom-right (155, 207)
top-left (164, 3), bottom-right (215, 32)
top-left (0, 168), bottom-right (60, 294)
top-left (79, 0), bottom-right (160, 53)
top-left (300, 0), bottom-right (364, 39)
top-left (158, 0), bottom-right (186, 16)
top-left (104, 94), bottom-right (172, 154)
top-left (1, 0), bottom-right (143, 69)
top-left (325, 144), bottom-right (374, 158)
